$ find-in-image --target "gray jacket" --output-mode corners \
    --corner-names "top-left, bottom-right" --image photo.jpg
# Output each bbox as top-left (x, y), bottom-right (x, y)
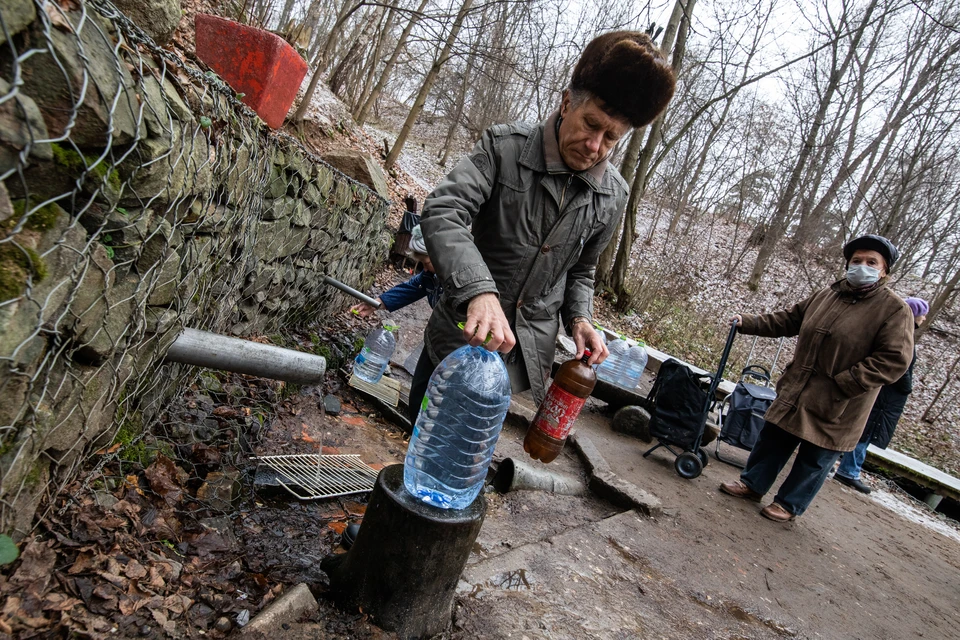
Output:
top-left (421, 111), bottom-right (628, 402)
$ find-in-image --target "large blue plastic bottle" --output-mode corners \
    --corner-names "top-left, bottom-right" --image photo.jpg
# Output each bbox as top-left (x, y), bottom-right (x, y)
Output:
top-left (596, 337), bottom-right (627, 384)
top-left (403, 345), bottom-right (512, 509)
top-left (353, 324), bottom-right (397, 383)
top-left (618, 342), bottom-right (648, 390)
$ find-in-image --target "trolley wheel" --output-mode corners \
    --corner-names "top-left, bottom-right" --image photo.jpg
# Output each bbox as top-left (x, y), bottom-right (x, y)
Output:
top-left (675, 452), bottom-right (703, 479)
top-left (698, 447), bottom-right (709, 468)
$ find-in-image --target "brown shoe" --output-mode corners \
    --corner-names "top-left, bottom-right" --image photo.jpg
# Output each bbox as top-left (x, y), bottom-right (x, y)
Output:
top-left (760, 502), bottom-right (796, 522)
top-left (719, 480), bottom-right (763, 502)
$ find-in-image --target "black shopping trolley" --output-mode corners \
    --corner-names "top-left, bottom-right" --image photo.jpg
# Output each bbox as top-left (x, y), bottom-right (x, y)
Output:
top-left (642, 322), bottom-right (739, 479)
top-left (714, 337), bottom-right (784, 467)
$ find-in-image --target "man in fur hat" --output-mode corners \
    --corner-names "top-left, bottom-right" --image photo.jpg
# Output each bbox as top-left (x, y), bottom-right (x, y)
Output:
top-left (404, 31), bottom-right (676, 424)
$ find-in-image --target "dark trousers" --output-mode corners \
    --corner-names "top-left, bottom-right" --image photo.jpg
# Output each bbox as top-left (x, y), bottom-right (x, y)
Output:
top-left (740, 422), bottom-right (841, 517)
top-left (407, 349), bottom-right (435, 429)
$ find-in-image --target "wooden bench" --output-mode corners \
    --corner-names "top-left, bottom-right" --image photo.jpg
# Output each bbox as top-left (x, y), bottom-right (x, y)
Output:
top-left (865, 446), bottom-right (960, 508)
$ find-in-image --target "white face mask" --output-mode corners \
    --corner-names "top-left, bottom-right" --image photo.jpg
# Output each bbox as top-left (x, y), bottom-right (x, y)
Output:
top-left (846, 264), bottom-right (880, 287)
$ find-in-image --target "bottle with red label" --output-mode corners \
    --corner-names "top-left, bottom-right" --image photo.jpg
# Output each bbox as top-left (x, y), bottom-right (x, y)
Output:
top-left (523, 349), bottom-right (597, 463)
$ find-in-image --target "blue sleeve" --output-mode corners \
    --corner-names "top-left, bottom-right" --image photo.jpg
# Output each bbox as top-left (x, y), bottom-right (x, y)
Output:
top-left (379, 273), bottom-right (429, 311)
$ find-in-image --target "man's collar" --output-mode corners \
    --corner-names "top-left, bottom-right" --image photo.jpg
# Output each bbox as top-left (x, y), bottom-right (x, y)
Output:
top-left (520, 110), bottom-right (610, 191)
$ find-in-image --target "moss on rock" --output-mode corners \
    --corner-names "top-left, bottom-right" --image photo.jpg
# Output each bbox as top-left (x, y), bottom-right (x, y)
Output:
top-left (50, 142), bottom-right (122, 193)
top-left (0, 242), bottom-right (47, 302)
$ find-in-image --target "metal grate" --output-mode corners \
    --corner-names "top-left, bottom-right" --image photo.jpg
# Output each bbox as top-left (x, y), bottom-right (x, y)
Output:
top-left (253, 454), bottom-right (380, 500)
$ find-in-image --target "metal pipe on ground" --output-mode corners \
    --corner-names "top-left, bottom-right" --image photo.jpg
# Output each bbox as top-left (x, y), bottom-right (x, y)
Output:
top-left (165, 328), bottom-right (326, 384)
top-left (323, 276), bottom-right (382, 309)
top-left (492, 458), bottom-right (587, 496)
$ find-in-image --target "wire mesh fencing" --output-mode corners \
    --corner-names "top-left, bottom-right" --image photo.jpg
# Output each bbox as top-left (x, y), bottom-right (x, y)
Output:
top-left (0, 0), bottom-right (390, 538)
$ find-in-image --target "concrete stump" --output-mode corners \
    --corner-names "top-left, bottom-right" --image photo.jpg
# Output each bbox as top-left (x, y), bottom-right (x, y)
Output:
top-left (321, 464), bottom-right (485, 639)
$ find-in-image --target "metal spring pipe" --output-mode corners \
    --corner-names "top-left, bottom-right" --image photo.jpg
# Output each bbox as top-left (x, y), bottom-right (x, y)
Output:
top-left (323, 276), bottom-right (382, 309)
top-left (165, 328), bottom-right (326, 384)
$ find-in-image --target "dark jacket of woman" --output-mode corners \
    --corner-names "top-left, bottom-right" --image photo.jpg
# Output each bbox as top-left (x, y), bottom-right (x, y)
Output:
top-left (860, 342), bottom-right (917, 449)
top-left (738, 278), bottom-right (914, 451)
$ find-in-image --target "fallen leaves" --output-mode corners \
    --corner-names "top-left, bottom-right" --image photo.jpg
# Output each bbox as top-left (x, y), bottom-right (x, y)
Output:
top-left (144, 455), bottom-right (189, 506)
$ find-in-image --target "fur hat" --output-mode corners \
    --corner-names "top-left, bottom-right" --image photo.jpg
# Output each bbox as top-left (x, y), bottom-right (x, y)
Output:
top-left (570, 31), bottom-right (676, 128)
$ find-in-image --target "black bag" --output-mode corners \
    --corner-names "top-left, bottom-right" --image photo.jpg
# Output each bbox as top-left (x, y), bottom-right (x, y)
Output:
top-left (647, 359), bottom-right (712, 451)
top-left (720, 381), bottom-right (776, 451)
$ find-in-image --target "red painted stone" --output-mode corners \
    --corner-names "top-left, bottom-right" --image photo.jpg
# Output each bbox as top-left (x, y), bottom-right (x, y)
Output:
top-left (194, 14), bottom-right (308, 129)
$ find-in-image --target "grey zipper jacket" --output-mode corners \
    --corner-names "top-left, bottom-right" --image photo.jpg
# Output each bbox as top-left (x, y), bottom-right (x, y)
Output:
top-left (420, 110), bottom-right (629, 403)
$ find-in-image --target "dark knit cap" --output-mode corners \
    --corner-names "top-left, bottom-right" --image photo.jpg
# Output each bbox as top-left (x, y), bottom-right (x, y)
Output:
top-left (842, 234), bottom-right (900, 270)
top-left (570, 31), bottom-right (676, 128)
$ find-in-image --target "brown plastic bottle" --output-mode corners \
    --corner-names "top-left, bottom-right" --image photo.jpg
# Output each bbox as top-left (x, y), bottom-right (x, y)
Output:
top-left (524, 349), bottom-right (597, 463)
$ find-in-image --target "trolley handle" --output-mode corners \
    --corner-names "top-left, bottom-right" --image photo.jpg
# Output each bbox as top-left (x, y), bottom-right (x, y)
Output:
top-left (741, 364), bottom-right (771, 384)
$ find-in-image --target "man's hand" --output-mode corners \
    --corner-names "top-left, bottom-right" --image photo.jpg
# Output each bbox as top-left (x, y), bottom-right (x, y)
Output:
top-left (350, 300), bottom-right (382, 318)
top-left (464, 293), bottom-right (516, 353)
top-left (730, 314), bottom-right (742, 327)
top-left (571, 322), bottom-right (608, 366)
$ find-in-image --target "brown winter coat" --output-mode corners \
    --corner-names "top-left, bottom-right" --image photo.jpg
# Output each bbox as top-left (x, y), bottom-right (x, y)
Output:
top-left (420, 111), bottom-right (628, 403)
top-left (738, 279), bottom-right (914, 451)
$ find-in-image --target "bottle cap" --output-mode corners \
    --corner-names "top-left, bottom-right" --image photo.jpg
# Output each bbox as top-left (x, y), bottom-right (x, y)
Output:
top-left (457, 321), bottom-right (493, 345)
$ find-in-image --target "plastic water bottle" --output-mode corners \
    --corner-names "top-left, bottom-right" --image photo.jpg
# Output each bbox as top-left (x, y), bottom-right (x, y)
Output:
top-left (596, 337), bottom-right (627, 384)
top-left (618, 342), bottom-right (648, 390)
top-left (403, 345), bottom-right (512, 509)
top-left (353, 324), bottom-right (397, 383)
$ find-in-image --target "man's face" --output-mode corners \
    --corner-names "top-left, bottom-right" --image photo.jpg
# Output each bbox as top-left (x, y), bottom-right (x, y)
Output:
top-left (557, 93), bottom-right (632, 171)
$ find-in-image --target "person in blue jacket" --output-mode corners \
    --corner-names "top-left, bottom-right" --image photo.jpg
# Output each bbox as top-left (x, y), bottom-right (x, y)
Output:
top-left (350, 225), bottom-right (442, 317)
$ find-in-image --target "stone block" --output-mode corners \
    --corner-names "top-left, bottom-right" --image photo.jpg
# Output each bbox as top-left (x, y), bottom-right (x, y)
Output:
top-left (611, 405), bottom-right (652, 442)
top-left (265, 165), bottom-right (288, 199)
top-left (120, 121), bottom-right (212, 205)
top-left (146, 249), bottom-right (181, 306)
top-left (72, 275), bottom-right (138, 364)
top-left (113, 0), bottom-right (183, 46)
top-left (136, 216), bottom-right (177, 273)
top-left (0, 0), bottom-right (35, 48)
top-left (0, 79), bottom-right (52, 176)
top-left (196, 470), bottom-right (241, 511)
top-left (253, 219), bottom-right (307, 260)
top-left (139, 68), bottom-right (195, 139)
top-left (17, 11), bottom-right (140, 147)
top-left (194, 15), bottom-right (308, 129)
top-left (321, 151), bottom-right (389, 201)
top-left (241, 584), bottom-right (317, 636)
top-left (144, 306), bottom-right (178, 336)
top-left (62, 242), bottom-right (116, 345)
top-left (261, 196), bottom-right (301, 222)
top-left (33, 359), bottom-right (118, 455)
top-left (302, 182), bottom-right (321, 205)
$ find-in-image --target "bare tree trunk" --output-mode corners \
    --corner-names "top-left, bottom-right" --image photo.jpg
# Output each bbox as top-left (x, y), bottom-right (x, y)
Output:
top-left (609, 0), bottom-right (695, 307)
top-left (438, 48), bottom-right (479, 166)
top-left (747, 0), bottom-right (878, 290)
top-left (277, 0), bottom-right (297, 31)
top-left (385, 0), bottom-right (475, 171)
top-left (921, 351), bottom-right (960, 422)
top-left (291, 0), bottom-right (369, 124)
top-left (595, 0), bottom-right (687, 294)
top-left (355, 0), bottom-right (430, 125)
top-left (917, 266), bottom-right (960, 340)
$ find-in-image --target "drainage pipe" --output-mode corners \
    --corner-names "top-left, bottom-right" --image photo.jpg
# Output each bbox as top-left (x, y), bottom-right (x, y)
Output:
top-left (165, 328), bottom-right (326, 384)
top-left (323, 276), bottom-right (382, 309)
top-left (492, 458), bottom-right (587, 496)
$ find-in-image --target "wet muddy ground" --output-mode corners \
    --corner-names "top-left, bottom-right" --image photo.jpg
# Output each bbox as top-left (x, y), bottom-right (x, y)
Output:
top-left (6, 270), bottom-right (960, 638)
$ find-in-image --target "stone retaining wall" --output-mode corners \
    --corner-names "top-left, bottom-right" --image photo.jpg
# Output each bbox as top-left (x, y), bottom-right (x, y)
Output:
top-left (0, 0), bottom-right (390, 536)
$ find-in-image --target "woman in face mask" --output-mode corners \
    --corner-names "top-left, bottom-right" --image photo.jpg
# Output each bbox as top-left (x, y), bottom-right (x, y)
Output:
top-left (719, 234), bottom-right (915, 523)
